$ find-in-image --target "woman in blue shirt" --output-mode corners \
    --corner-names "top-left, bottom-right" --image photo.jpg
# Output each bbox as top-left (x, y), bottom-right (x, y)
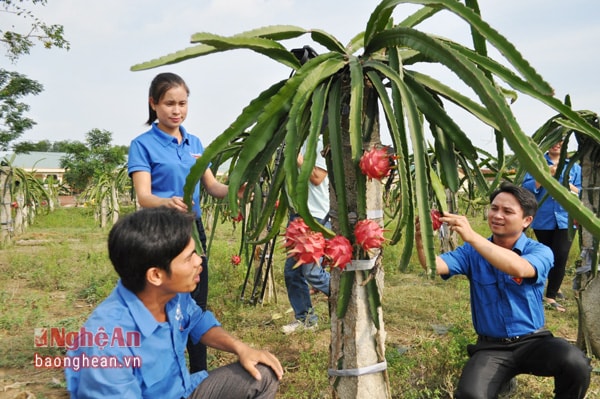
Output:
top-left (128, 72), bottom-right (235, 373)
top-left (523, 139), bottom-right (582, 312)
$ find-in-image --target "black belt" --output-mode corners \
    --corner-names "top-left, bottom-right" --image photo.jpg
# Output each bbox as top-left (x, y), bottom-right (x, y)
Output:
top-left (478, 328), bottom-right (547, 344)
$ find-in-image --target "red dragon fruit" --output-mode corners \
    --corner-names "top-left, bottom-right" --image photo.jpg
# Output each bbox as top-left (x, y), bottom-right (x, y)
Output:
top-left (286, 231), bottom-right (326, 268)
top-left (323, 235), bottom-right (353, 270)
top-left (354, 219), bottom-right (385, 251)
top-left (430, 209), bottom-right (443, 231)
top-left (283, 217), bottom-right (311, 250)
top-left (359, 147), bottom-right (395, 181)
top-left (231, 211), bottom-right (243, 223)
top-left (230, 255), bottom-right (241, 266)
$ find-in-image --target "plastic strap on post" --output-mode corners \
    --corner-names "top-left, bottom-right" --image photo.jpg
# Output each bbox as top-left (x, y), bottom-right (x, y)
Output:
top-left (344, 258), bottom-right (377, 271)
top-left (328, 361), bottom-right (387, 377)
top-left (366, 209), bottom-right (384, 219)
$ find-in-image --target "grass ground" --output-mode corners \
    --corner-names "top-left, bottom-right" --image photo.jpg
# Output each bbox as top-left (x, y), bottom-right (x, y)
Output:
top-left (0, 207), bottom-right (598, 398)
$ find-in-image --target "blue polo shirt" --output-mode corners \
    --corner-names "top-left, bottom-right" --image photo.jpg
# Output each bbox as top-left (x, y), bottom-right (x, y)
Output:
top-left (522, 154), bottom-right (582, 230)
top-left (128, 123), bottom-right (206, 218)
top-left (65, 280), bottom-right (221, 398)
top-left (440, 233), bottom-right (553, 339)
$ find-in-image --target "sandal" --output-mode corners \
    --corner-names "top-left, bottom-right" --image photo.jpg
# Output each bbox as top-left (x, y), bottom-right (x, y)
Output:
top-left (545, 301), bottom-right (566, 312)
top-left (556, 292), bottom-right (565, 300)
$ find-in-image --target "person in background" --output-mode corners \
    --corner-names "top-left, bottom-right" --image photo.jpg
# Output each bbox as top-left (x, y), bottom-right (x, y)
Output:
top-left (523, 139), bottom-right (582, 312)
top-left (282, 136), bottom-right (331, 334)
top-left (281, 45), bottom-right (331, 335)
top-left (416, 182), bottom-right (590, 399)
top-left (65, 207), bottom-right (282, 398)
top-left (128, 72), bottom-right (242, 372)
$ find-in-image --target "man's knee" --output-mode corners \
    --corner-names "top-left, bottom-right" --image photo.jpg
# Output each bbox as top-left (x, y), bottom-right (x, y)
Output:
top-left (255, 364), bottom-right (280, 396)
top-left (562, 346), bottom-right (592, 382)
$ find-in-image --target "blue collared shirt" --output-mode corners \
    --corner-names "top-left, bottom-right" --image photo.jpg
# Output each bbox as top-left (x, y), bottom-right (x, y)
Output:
top-left (440, 233), bottom-right (553, 338)
top-left (128, 123), bottom-right (206, 217)
top-left (522, 154), bottom-right (582, 230)
top-left (65, 280), bottom-right (221, 398)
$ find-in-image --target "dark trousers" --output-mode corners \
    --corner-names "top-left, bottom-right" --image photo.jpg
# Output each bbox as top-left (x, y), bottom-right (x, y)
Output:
top-left (188, 363), bottom-right (279, 399)
top-left (455, 331), bottom-right (591, 399)
top-left (534, 229), bottom-right (574, 300)
top-left (187, 218), bottom-right (208, 373)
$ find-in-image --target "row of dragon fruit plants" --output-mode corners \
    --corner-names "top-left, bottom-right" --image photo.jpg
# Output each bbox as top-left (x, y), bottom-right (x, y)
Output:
top-left (0, 165), bottom-right (60, 244)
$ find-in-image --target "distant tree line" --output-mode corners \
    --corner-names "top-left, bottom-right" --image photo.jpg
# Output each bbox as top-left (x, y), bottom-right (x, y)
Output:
top-left (13, 139), bottom-right (75, 153)
top-left (15, 129), bottom-right (128, 194)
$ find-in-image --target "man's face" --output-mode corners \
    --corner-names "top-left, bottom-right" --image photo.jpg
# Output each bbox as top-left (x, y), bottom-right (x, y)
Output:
top-left (161, 238), bottom-right (203, 294)
top-left (487, 192), bottom-right (532, 239)
top-left (548, 140), bottom-right (564, 157)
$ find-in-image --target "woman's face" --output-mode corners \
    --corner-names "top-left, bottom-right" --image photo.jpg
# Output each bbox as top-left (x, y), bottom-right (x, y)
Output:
top-left (150, 84), bottom-right (188, 136)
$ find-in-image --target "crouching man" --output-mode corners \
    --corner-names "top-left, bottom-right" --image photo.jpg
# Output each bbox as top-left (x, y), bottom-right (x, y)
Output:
top-left (416, 182), bottom-right (590, 398)
top-left (65, 207), bottom-right (283, 398)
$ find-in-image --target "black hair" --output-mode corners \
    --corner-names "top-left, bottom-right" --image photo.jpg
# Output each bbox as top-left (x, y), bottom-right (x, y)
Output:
top-left (146, 72), bottom-right (190, 125)
top-left (108, 207), bottom-right (196, 293)
top-left (489, 181), bottom-right (538, 219)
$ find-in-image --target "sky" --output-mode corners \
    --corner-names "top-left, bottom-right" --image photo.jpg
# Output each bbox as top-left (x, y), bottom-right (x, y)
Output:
top-left (4, 0), bottom-right (599, 154)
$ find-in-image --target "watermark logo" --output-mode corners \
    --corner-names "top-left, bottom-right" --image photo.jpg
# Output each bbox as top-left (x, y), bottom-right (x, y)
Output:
top-left (34, 352), bottom-right (142, 371)
top-left (34, 327), bottom-right (141, 350)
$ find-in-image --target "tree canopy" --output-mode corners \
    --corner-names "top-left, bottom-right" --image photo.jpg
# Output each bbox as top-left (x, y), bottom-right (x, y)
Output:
top-left (60, 129), bottom-right (127, 193)
top-left (1, 0), bottom-right (69, 62)
top-left (13, 138), bottom-right (74, 153)
top-left (0, 0), bottom-right (69, 150)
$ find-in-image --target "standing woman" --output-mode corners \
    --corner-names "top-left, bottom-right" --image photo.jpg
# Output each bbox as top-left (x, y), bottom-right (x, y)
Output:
top-left (522, 139), bottom-right (582, 312)
top-left (128, 72), bottom-right (230, 372)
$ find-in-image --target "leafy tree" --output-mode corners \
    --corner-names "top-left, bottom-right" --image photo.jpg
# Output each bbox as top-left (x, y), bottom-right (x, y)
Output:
top-left (60, 129), bottom-right (127, 193)
top-left (0, 0), bottom-right (69, 150)
top-left (0, 69), bottom-right (42, 150)
top-left (1, 0), bottom-right (69, 61)
top-left (132, 0), bottom-right (600, 397)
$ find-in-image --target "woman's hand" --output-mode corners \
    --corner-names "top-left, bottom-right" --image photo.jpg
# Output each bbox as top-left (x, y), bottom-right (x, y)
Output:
top-left (165, 196), bottom-right (189, 212)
